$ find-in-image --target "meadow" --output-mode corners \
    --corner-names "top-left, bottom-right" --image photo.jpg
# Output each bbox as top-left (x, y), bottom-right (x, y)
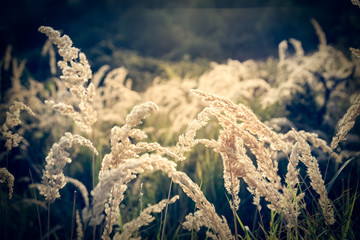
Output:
top-left (1, 3), bottom-right (360, 240)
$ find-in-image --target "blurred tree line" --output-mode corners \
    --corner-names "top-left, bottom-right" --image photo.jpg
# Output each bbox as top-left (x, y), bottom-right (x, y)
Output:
top-left (1, 0), bottom-right (359, 64)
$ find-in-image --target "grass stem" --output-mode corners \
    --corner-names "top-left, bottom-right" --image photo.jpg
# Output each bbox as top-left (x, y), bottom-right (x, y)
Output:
top-left (47, 200), bottom-right (50, 240)
top-left (4, 152), bottom-right (9, 240)
top-left (160, 179), bottom-right (173, 240)
top-left (29, 169), bottom-right (43, 240)
top-left (229, 166), bottom-right (239, 240)
top-left (70, 190), bottom-right (77, 240)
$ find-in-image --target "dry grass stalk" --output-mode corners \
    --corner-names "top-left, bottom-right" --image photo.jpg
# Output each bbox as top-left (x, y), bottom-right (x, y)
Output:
top-left (310, 19), bottom-right (327, 49)
top-left (282, 143), bottom-right (304, 228)
top-left (298, 131), bottom-right (339, 159)
top-left (38, 132), bottom-right (98, 203)
top-left (94, 67), bottom-right (141, 125)
top-left (92, 65), bottom-right (110, 88)
top-left (175, 107), bottom-right (213, 160)
top-left (289, 38), bottom-right (305, 58)
top-left (86, 101), bottom-right (232, 239)
top-left (0, 167), bottom-right (14, 199)
top-left (174, 168), bottom-right (233, 239)
top-left (190, 90), bottom-right (290, 220)
top-left (90, 155), bottom-right (173, 226)
top-left (278, 40), bottom-right (288, 63)
top-left (3, 45), bottom-right (12, 71)
top-left (352, 0), bottom-right (360, 7)
top-left (41, 39), bottom-right (57, 75)
top-left (90, 101), bottom-right (228, 239)
top-left (76, 210), bottom-right (83, 240)
top-left (114, 196), bottom-right (179, 240)
top-left (39, 26), bottom-right (97, 134)
top-left (331, 94), bottom-right (360, 150)
top-left (98, 102), bottom-right (159, 176)
top-left (11, 58), bottom-right (27, 92)
top-left (291, 130), bottom-right (335, 225)
top-left (350, 47), bottom-right (360, 58)
top-left (101, 184), bottom-right (125, 240)
top-left (89, 102), bottom-right (177, 239)
top-left (1, 101), bottom-right (35, 151)
top-left (187, 89), bottom-right (335, 228)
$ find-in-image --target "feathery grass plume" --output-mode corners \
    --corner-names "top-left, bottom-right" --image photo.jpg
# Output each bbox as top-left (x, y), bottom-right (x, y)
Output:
top-left (113, 196), bottom-right (179, 240)
top-left (197, 60), bottom-right (270, 102)
top-left (75, 210), bottom-right (83, 240)
top-left (298, 130), bottom-right (339, 159)
top-left (0, 167), bottom-right (14, 199)
top-left (143, 59), bottom-right (269, 137)
top-left (191, 89), bottom-right (289, 153)
top-left (39, 26), bottom-right (97, 133)
top-left (101, 184), bottom-right (126, 240)
top-left (175, 107), bottom-right (213, 160)
top-left (3, 45), bottom-right (12, 71)
top-left (198, 60), bottom-right (254, 94)
top-left (278, 40), bottom-right (288, 63)
top-left (143, 77), bottom-right (200, 135)
top-left (91, 65), bottom-right (110, 88)
top-left (91, 102), bottom-right (182, 239)
top-left (264, 20), bottom-right (353, 113)
top-left (285, 143), bottom-right (300, 191)
top-left (189, 90), bottom-right (320, 227)
top-left (310, 19), bottom-right (327, 49)
top-left (1, 101), bottom-right (35, 151)
top-left (282, 143), bottom-right (304, 228)
top-left (172, 170), bottom-right (233, 240)
top-left (201, 125), bottom-right (290, 222)
top-left (38, 132), bottom-right (98, 203)
top-left (352, 0), bottom-right (360, 7)
top-left (90, 155), bottom-right (171, 227)
top-left (98, 101), bottom-right (159, 176)
top-left (92, 154), bottom-right (233, 240)
top-left (291, 130), bottom-right (335, 225)
top-left (201, 129), bottom-right (244, 211)
top-left (11, 58), bottom-right (27, 93)
top-left (218, 130), bottom-right (245, 215)
top-left (65, 177), bottom-right (89, 207)
top-left (90, 101), bottom-right (231, 238)
top-left (289, 38), bottom-right (304, 58)
top-left (350, 48), bottom-right (360, 58)
top-left (91, 102), bottom-right (163, 235)
top-left (263, 38), bottom-right (307, 107)
top-left (331, 94), bottom-right (360, 149)
top-left (94, 67), bottom-right (141, 124)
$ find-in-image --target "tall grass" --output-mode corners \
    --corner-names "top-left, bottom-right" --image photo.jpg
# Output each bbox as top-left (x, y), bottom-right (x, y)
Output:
top-left (0, 12), bottom-right (360, 240)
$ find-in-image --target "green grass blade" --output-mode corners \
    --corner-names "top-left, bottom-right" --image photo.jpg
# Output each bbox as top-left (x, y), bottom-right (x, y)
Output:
top-left (327, 157), bottom-right (354, 193)
top-left (342, 184), bottom-right (358, 239)
top-left (118, 208), bottom-right (124, 233)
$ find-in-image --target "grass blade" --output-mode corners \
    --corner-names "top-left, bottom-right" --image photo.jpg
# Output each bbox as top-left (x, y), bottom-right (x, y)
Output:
top-left (327, 157), bottom-right (355, 193)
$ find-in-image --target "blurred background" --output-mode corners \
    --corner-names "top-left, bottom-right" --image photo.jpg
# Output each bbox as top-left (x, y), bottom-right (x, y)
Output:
top-left (1, 0), bottom-right (359, 64)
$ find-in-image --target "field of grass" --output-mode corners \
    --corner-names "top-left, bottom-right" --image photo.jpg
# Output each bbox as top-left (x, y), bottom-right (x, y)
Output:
top-left (1, 3), bottom-right (360, 240)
